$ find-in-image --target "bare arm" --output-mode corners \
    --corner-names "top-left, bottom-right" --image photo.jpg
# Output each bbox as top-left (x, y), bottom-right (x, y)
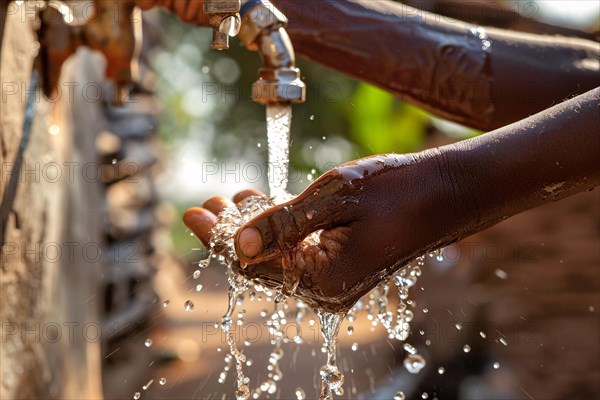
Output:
top-left (272, 0), bottom-right (599, 130)
top-left (440, 87), bottom-right (600, 241)
top-left (227, 87), bottom-right (599, 310)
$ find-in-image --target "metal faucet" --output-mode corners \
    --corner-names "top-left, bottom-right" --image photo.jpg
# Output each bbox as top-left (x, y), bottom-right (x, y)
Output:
top-left (237, 0), bottom-right (306, 104)
top-left (36, 0), bottom-right (140, 105)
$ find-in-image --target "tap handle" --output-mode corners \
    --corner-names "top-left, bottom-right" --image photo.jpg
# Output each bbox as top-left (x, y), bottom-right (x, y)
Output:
top-left (204, 0), bottom-right (242, 50)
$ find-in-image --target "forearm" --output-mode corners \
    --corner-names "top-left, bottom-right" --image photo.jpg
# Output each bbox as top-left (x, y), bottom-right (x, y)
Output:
top-left (272, 0), bottom-right (599, 130)
top-left (441, 87), bottom-right (600, 241)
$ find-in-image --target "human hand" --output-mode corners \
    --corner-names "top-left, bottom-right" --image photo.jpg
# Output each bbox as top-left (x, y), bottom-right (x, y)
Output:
top-left (135, 0), bottom-right (210, 25)
top-left (184, 154), bottom-right (464, 312)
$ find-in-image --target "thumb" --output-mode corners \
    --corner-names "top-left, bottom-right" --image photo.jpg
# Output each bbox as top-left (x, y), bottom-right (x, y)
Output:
top-left (234, 170), bottom-right (358, 264)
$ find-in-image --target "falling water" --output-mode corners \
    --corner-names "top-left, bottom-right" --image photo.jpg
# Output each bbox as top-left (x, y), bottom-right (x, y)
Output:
top-left (266, 104), bottom-right (293, 203)
top-left (317, 311), bottom-right (346, 400)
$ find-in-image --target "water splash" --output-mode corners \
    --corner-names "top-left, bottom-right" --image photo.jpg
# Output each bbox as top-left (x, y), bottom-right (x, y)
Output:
top-left (189, 102), bottom-right (439, 398)
top-left (404, 353), bottom-right (426, 374)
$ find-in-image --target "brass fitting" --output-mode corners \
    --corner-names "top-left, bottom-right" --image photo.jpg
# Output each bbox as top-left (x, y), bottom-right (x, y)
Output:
top-left (238, 0), bottom-right (305, 104)
top-left (203, 0), bottom-right (241, 50)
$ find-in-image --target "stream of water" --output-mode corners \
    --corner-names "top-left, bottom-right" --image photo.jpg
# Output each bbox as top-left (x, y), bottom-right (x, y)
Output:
top-left (266, 104), bottom-right (293, 204)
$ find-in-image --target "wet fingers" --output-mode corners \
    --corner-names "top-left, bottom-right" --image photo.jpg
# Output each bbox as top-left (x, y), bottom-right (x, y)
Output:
top-left (233, 189), bottom-right (265, 204)
top-left (183, 207), bottom-right (217, 247)
top-left (203, 196), bottom-right (234, 215)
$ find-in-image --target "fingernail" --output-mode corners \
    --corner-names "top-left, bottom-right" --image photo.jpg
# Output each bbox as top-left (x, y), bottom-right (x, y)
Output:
top-left (237, 227), bottom-right (263, 259)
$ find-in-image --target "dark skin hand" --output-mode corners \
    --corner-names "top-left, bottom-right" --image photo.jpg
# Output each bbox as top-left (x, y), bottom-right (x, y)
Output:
top-left (185, 88), bottom-right (600, 312)
top-left (136, 0), bottom-right (599, 131)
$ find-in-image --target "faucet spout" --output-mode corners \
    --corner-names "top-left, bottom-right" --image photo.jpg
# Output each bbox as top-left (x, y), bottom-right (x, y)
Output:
top-left (238, 0), bottom-right (306, 104)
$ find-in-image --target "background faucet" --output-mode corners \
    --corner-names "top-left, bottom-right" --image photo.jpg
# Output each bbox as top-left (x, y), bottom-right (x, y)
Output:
top-left (204, 0), bottom-right (242, 50)
top-left (36, 0), bottom-right (140, 105)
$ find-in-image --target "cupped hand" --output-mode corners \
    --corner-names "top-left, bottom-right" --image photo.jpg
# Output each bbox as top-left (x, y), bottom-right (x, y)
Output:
top-left (184, 154), bottom-right (463, 312)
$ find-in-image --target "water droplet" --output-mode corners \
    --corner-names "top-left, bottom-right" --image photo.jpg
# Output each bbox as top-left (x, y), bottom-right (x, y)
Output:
top-left (499, 337), bottom-right (508, 346)
top-left (202, 65), bottom-right (210, 73)
top-left (309, 115), bottom-right (315, 121)
top-left (394, 391), bottom-right (406, 400)
top-left (144, 338), bottom-right (152, 348)
top-left (480, 331), bottom-right (487, 338)
top-left (111, 159), bottom-right (117, 165)
top-left (322, 136), bottom-right (326, 140)
top-left (422, 308), bottom-right (428, 313)
top-left (196, 284), bottom-right (203, 292)
top-left (306, 173), bottom-right (313, 181)
top-left (402, 343), bottom-right (417, 355)
top-left (184, 300), bottom-right (194, 312)
top-left (319, 365), bottom-right (344, 390)
top-left (143, 379), bottom-right (154, 390)
top-left (159, 377), bottom-right (167, 385)
top-left (267, 380), bottom-right (277, 394)
top-left (49, 124), bottom-right (60, 136)
top-left (257, 143), bottom-right (262, 148)
top-left (133, 392), bottom-right (141, 399)
top-left (463, 345), bottom-right (471, 353)
top-left (493, 362), bottom-right (500, 369)
top-left (347, 326), bottom-right (354, 335)
top-left (438, 367), bottom-right (445, 374)
top-left (295, 387), bottom-right (306, 399)
top-left (162, 300), bottom-right (170, 308)
top-left (351, 342), bottom-right (358, 351)
top-left (590, 306), bottom-right (596, 312)
top-left (495, 269), bottom-right (508, 279)
top-left (455, 323), bottom-right (462, 331)
top-left (403, 354), bottom-right (426, 374)
top-left (193, 270), bottom-right (201, 279)
top-left (421, 393), bottom-right (429, 399)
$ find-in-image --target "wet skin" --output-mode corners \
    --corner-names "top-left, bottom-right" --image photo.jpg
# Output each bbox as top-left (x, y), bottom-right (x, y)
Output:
top-left (184, 88), bottom-right (600, 312)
